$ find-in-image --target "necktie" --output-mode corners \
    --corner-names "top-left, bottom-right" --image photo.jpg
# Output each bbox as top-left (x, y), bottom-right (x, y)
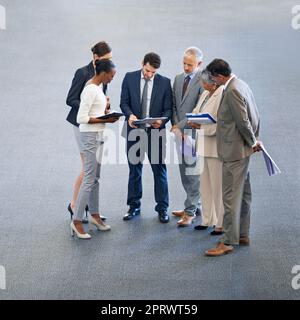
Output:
top-left (141, 79), bottom-right (150, 119)
top-left (182, 75), bottom-right (191, 99)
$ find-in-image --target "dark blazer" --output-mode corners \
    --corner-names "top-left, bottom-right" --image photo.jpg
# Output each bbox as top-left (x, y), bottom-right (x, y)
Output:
top-left (120, 70), bottom-right (173, 136)
top-left (66, 61), bottom-right (107, 126)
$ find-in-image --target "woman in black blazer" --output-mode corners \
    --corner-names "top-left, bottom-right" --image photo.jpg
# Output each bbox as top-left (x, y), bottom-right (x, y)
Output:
top-left (66, 41), bottom-right (112, 223)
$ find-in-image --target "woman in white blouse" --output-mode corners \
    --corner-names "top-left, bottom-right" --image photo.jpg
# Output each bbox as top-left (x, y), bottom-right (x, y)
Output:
top-left (188, 69), bottom-right (224, 235)
top-left (71, 59), bottom-right (119, 239)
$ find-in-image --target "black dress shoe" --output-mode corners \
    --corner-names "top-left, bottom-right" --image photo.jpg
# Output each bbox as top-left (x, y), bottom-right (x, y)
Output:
top-left (194, 225), bottom-right (208, 230)
top-left (67, 204), bottom-right (74, 220)
top-left (123, 208), bottom-right (141, 221)
top-left (195, 208), bottom-right (201, 216)
top-left (158, 211), bottom-right (169, 223)
top-left (210, 230), bottom-right (224, 236)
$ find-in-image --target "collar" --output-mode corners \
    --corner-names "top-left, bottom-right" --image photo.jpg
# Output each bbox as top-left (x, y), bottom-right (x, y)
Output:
top-left (184, 69), bottom-right (198, 80)
top-left (141, 71), bottom-right (154, 82)
top-left (224, 74), bottom-right (236, 90)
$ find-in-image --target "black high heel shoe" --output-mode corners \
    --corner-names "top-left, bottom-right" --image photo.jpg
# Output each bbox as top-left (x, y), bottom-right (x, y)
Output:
top-left (85, 205), bottom-right (107, 222)
top-left (67, 203), bottom-right (74, 220)
top-left (82, 205), bottom-right (89, 224)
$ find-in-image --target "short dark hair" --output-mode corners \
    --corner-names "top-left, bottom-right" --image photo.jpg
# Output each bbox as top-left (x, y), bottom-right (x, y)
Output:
top-left (91, 41), bottom-right (112, 57)
top-left (206, 59), bottom-right (232, 77)
top-left (143, 52), bottom-right (161, 69)
top-left (95, 59), bottom-right (115, 75)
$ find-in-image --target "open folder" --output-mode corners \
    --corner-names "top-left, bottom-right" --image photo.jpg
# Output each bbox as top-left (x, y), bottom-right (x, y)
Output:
top-left (261, 145), bottom-right (281, 176)
top-left (186, 113), bottom-right (217, 124)
top-left (97, 111), bottom-right (124, 119)
top-left (133, 117), bottom-right (168, 125)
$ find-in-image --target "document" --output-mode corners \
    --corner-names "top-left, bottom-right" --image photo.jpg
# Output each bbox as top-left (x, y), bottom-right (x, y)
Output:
top-left (186, 113), bottom-right (216, 124)
top-left (97, 110), bottom-right (124, 119)
top-left (178, 135), bottom-right (197, 158)
top-left (133, 117), bottom-right (168, 125)
top-left (261, 145), bottom-right (281, 176)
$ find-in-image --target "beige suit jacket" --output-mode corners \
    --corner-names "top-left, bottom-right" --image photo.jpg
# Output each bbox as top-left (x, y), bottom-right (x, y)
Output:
top-left (193, 85), bottom-right (224, 158)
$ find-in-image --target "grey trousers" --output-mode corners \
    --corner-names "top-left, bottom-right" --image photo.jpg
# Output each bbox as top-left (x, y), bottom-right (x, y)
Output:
top-left (74, 131), bottom-right (104, 221)
top-left (220, 157), bottom-right (252, 246)
top-left (177, 148), bottom-right (201, 216)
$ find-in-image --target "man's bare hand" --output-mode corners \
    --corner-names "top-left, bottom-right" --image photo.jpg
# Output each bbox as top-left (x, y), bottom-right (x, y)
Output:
top-left (128, 114), bottom-right (138, 128)
top-left (253, 140), bottom-right (263, 153)
top-left (170, 125), bottom-right (183, 139)
top-left (151, 120), bottom-right (162, 129)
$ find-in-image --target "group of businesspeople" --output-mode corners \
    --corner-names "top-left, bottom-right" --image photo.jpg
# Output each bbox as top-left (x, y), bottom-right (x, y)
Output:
top-left (65, 41), bottom-right (262, 257)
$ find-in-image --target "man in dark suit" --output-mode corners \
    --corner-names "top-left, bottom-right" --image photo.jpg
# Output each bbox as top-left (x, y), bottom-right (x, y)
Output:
top-left (66, 41), bottom-right (112, 223)
top-left (120, 52), bottom-right (173, 223)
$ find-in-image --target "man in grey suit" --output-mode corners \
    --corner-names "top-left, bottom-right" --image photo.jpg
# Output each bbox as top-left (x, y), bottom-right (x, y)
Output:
top-left (171, 47), bottom-right (203, 227)
top-left (204, 59), bottom-right (262, 256)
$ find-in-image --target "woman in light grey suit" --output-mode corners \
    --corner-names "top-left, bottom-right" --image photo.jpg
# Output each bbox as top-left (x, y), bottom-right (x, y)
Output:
top-left (188, 70), bottom-right (224, 235)
top-left (71, 59), bottom-right (120, 239)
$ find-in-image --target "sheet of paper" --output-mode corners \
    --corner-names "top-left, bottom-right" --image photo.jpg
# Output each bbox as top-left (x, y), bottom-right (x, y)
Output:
top-left (261, 145), bottom-right (281, 176)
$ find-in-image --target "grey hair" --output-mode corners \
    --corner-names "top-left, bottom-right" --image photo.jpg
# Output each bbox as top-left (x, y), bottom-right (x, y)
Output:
top-left (201, 69), bottom-right (217, 85)
top-left (184, 46), bottom-right (204, 62)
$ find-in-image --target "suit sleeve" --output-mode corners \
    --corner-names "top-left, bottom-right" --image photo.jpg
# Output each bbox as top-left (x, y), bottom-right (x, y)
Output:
top-left (171, 77), bottom-right (179, 125)
top-left (177, 86), bottom-right (203, 131)
top-left (120, 74), bottom-right (133, 120)
top-left (66, 68), bottom-right (86, 110)
top-left (201, 92), bottom-right (221, 137)
top-left (161, 79), bottom-right (173, 124)
top-left (77, 86), bottom-right (97, 124)
top-left (227, 89), bottom-right (257, 147)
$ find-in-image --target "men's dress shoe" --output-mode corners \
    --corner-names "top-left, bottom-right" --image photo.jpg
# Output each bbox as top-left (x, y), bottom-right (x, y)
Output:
top-left (210, 230), bottom-right (224, 236)
top-left (123, 208), bottom-right (141, 221)
top-left (205, 242), bottom-right (234, 257)
top-left (172, 210), bottom-right (185, 218)
top-left (158, 211), bottom-right (169, 223)
top-left (239, 237), bottom-right (250, 246)
top-left (194, 225), bottom-right (208, 230)
top-left (177, 214), bottom-right (196, 227)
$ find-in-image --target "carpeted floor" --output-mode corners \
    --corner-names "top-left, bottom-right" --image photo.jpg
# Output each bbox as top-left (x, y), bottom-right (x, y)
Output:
top-left (0, 0), bottom-right (299, 300)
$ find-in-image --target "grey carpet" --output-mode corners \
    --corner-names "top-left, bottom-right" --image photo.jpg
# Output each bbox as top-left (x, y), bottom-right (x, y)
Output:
top-left (0, 0), bottom-right (299, 300)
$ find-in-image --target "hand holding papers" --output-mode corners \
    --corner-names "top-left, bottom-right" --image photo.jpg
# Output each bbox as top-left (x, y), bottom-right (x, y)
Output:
top-left (97, 110), bottom-right (124, 120)
top-left (133, 117), bottom-right (168, 126)
top-left (260, 145), bottom-right (281, 176)
top-left (186, 113), bottom-right (217, 124)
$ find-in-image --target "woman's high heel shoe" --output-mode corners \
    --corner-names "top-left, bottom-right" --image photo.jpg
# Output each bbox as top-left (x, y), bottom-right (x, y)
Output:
top-left (85, 205), bottom-right (107, 222)
top-left (70, 221), bottom-right (91, 239)
top-left (82, 205), bottom-right (89, 224)
top-left (89, 216), bottom-right (111, 231)
top-left (67, 203), bottom-right (74, 220)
